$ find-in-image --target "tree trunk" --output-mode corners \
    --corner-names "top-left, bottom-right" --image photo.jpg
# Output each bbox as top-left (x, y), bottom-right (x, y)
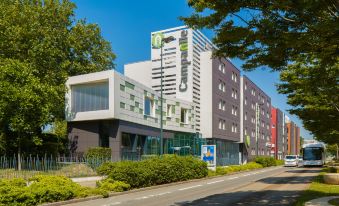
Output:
top-left (18, 139), bottom-right (21, 171)
top-left (336, 144), bottom-right (338, 161)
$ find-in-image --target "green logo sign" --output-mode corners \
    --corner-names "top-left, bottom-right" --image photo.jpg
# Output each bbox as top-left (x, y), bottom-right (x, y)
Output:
top-left (245, 135), bottom-right (250, 148)
top-left (151, 32), bottom-right (164, 49)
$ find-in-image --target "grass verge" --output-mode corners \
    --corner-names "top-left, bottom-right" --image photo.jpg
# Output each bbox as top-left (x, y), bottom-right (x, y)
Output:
top-left (294, 172), bottom-right (339, 206)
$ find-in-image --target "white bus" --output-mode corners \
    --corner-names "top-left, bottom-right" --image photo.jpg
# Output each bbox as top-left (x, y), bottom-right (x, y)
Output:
top-left (302, 143), bottom-right (325, 166)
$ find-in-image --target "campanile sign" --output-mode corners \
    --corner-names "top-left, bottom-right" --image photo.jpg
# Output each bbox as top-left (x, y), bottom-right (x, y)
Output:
top-left (178, 30), bottom-right (190, 92)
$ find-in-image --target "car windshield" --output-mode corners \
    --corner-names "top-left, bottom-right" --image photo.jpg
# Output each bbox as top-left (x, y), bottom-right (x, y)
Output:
top-left (285, 156), bottom-right (296, 159)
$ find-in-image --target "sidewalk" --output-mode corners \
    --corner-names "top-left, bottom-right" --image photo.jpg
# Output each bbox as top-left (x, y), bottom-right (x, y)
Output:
top-left (305, 196), bottom-right (339, 206)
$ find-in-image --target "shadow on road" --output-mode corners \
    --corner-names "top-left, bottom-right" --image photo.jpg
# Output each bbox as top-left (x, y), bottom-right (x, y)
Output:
top-left (172, 190), bottom-right (330, 206)
top-left (286, 169), bottom-right (322, 174)
top-left (173, 168), bottom-right (322, 206)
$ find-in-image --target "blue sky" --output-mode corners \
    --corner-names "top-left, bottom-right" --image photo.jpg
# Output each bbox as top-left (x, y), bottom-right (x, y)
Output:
top-left (72, 0), bottom-right (312, 139)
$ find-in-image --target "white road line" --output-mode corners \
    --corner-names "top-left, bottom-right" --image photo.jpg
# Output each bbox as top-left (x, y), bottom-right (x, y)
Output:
top-left (227, 176), bottom-right (239, 180)
top-left (135, 196), bottom-right (149, 200)
top-left (207, 180), bottom-right (225, 184)
top-left (242, 174), bottom-right (250, 177)
top-left (157, 192), bottom-right (171, 196)
top-left (178, 184), bottom-right (202, 191)
top-left (104, 202), bottom-right (121, 206)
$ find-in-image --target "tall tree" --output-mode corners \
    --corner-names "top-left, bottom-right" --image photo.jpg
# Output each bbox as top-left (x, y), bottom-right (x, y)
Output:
top-left (278, 55), bottom-right (339, 143)
top-left (0, 0), bottom-right (115, 155)
top-left (182, 0), bottom-right (339, 143)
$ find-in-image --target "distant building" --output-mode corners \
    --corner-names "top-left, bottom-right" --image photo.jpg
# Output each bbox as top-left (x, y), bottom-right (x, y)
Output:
top-left (240, 76), bottom-right (272, 162)
top-left (285, 116), bottom-right (300, 155)
top-left (271, 107), bottom-right (288, 159)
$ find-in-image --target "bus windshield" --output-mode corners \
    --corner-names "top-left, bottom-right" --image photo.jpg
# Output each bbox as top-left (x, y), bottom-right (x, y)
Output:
top-left (303, 147), bottom-right (322, 160)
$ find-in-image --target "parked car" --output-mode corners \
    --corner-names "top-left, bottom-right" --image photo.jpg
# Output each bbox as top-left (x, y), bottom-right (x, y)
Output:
top-left (284, 155), bottom-right (299, 167)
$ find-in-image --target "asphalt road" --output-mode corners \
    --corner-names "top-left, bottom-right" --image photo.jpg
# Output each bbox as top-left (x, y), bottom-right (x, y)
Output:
top-left (65, 166), bottom-right (321, 206)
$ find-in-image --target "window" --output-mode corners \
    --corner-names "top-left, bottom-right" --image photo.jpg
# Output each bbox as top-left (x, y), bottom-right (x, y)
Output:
top-left (120, 84), bottom-right (125, 91)
top-left (219, 100), bottom-right (226, 111)
top-left (219, 81), bottom-right (225, 92)
top-left (130, 94), bottom-right (135, 101)
top-left (245, 97), bottom-right (247, 105)
top-left (245, 128), bottom-right (247, 135)
top-left (125, 81), bottom-right (135, 90)
top-left (219, 119), bottom-right (226, 130)
top-left (144, 96), bottom-right (155, 117)
top-left (235, 74), bottom-right (238, 82)
top-left (181, 108), bottom-right (189, 123)
top-left (232, 106), bottom-right (237, 116)
top-left (167, 104), bottom-right (173, 117)
top-left (219, 64), bottom-right (225, 73)
top-left (245, 82), bottom-right (247, 90)
top-left (120, 102), bottom-right (125, 109)
top-left (245, 112), bottom-right (247, 120)
top-left (232, 72), bottom-right (234, 81)
top-left (71, 82), bottom-right (109, 113)
top-left (235, 90), bottom-right (238, 99)
top-left (232, 123), bottom-right (237, 133)
top-left (272, 124), bottom-right (276, 128)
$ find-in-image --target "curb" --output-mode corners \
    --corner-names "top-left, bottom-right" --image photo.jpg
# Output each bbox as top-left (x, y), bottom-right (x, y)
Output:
top-left (40, 165), bottom-right (283, 206)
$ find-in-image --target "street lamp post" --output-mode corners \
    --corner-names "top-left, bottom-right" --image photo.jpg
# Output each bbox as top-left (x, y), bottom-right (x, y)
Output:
top-left (160, 36), bottom-right (175, 155)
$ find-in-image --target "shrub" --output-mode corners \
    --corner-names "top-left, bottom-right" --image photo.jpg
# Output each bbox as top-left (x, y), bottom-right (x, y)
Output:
top-left (85, 147), bottom-right (111, 159)
top-left (0, 175), bottom-right (96, 206)
top-left (85, 147), bottom-right (111, 169)
top-left (0, 178), bottom-right (35, 206)
top-left (215, 162), bottom-right (263, 176)
top-left (254, 156), bottom-right (277, 167)
top-left (28, 175), bottom-right (88, 204)
top-left (97, 179), bottom-right (130, 192)
top-left (97, 155), bottom-right (208, 188)
top-left (275, 160), bottom-right (284, 166)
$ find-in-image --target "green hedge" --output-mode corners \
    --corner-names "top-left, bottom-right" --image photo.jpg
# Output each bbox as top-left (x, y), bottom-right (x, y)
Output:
top-left (0, 175), bottom-right (102, 206)
top-left (275, 159), bottom-right (284, 166)
top-left (97, 155), bottom-right (208, 188)
top-left (254, 156), bottom-right (277, 167)
top-left (214, 162), bottom-right (263, 176)
top-left (96, 179), bottom-right (130, 192)
top-left (85, 147), bottom-right (111, 159)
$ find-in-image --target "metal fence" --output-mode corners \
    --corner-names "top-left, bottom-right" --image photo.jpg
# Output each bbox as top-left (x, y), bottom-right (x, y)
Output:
top-left (0, 155), bottom-right (109, 180)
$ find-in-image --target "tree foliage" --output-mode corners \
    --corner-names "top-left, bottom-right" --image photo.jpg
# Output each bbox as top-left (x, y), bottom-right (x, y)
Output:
top-left (278, 56), bottom-right (339, 143)
top-left (181, 0), bottom-right (338, 70)
top-left (0, 0), bottom-right (115, 154)
top-left (182, 0), bottom-right (339, 143)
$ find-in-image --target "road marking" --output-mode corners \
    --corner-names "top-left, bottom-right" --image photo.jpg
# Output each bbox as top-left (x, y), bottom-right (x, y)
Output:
top-left (207, 180), bottom-right (225, 184)
top-left (178, 184), bottom-right (202, 191)
top-left (135, 196), bottom-right (149, 200)
top-left (228, 176), bottom-right (239, 180)
top-left (104, 202), bottom-right (121, 206)
top-left (157, 192), bottom-right (171, 196)
top-left (242, 174), bottom-right (250, 177)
